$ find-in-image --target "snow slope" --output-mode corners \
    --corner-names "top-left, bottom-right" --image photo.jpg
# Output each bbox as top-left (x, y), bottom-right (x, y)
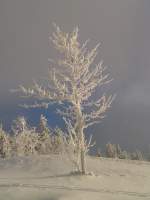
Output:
top-left (0, 155), bottom-right (150, 200)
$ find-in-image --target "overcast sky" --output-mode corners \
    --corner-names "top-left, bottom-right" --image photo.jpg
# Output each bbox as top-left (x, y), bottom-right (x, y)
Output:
top-left (0, 0), bottom-right (150, 153)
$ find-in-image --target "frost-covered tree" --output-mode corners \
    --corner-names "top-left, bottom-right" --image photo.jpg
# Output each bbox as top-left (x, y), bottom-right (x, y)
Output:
top-left (15, 24), bottom-right (114, 174)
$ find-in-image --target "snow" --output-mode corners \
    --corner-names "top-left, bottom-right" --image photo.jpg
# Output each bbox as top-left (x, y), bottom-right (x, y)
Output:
top-left (0, 155), bottom-right (150, 200)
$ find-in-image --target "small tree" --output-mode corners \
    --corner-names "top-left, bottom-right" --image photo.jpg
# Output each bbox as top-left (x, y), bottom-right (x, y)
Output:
top-left (15, 24), bottom-right (114, 174)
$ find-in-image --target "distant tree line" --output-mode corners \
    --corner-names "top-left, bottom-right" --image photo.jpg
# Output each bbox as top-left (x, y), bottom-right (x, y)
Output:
top-left (97, 142), bottom-right (145, 161)
top-left (0, 115), bottom-right (149, 163)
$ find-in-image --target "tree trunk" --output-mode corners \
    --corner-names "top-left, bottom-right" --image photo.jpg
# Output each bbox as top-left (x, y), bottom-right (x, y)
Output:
top-left (80, 146), bottom-right (86, 174)
top-left (75, 101), bottom-right (86, 174)
top-left (79, 119), bottom-right (86, 174)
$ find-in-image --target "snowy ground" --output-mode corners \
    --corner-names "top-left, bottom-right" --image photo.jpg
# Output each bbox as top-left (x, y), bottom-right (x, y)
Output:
top-left (0, 155), bottom-right (150, 200)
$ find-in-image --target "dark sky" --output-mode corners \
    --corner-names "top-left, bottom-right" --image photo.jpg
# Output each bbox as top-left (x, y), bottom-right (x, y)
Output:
top-left (0, 0), bottom-right (150, 153)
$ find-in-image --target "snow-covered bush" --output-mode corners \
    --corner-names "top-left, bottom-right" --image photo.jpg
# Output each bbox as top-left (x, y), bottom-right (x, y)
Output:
top-left (0, 125), bottom-right (11, 158)
top-left (105, 143), bottom-right (130, 159)
top-left (105, 143), bottom-right (117, 158)
top-left (12, 117), bottom-right (38, 156)
top-left (130, 150), bottom-right (144, 161)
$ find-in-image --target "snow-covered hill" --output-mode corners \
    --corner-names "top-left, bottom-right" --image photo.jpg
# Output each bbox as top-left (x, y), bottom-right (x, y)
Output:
top-left (0, 155), bottom-right (150, 200)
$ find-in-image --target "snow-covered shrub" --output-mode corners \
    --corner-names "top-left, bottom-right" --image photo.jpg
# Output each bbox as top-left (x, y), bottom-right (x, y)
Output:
top-left (105, 143), bottom-right (117, 158)
top-left (12, 116), bottom-right (27, 134)
top-left (96, 148), bottom-right (101, 157)
top-left (0, 125), bottom-right (11, 158)
top-left (51, 128), bottom-right (66, 154)
top-left (130, 150), bottom-right (144, 161)
top-left (37, 115), bottom-right (49, 134)
top-left (15, 130), bottom-right (38, 156)
top-left (12, 117), bottom-right (38, 156)
top-left (118, 150), bottom-right (129, 159)
top-left (105, 143), bottom-right (130, 159)
top-left (116, 144), bottom-right (129, 159)
top-left (35, 115), bottom-right (52, 154)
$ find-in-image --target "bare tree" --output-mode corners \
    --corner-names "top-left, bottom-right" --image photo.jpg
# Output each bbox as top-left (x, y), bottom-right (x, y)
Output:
top-left (15, 24), bottom-right (114, 174)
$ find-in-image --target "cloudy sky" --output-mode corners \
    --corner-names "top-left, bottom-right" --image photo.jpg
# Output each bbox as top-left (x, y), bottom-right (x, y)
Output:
top-left (0, 0), bottom-right (150, 153)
